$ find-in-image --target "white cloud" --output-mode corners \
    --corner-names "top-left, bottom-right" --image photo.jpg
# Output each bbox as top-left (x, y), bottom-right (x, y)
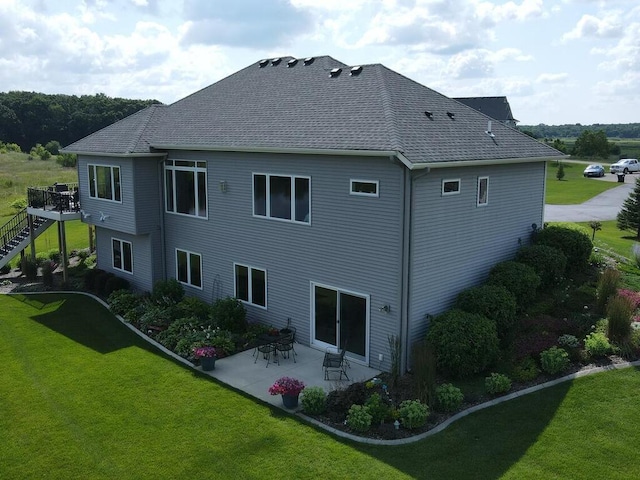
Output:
top-left (536, 72), bottom-right (569, 83)
top-left (562, 13), bottom-right (623, 40)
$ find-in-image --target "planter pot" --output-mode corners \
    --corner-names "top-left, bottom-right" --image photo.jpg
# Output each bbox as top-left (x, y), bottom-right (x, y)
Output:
top-left (200, 356), bottom-right (216, 371)
top-left (281, 394), bottom-right (299, 409)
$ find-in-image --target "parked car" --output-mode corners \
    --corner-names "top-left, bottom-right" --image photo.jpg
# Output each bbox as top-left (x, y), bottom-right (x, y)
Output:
top-left (583, 164), bottom-right (605, 177)
top-left (610, 158), bottom-right (640, 174)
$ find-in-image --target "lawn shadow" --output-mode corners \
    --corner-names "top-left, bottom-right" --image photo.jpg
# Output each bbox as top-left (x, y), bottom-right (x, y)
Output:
top-left (356, 378), bottom-right (575, 480)
top-left (10, 293), bottom-right (158, 355)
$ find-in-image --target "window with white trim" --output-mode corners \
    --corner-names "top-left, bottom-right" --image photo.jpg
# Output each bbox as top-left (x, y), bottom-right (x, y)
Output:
top-left (176, 249), bottom-right (202, 289)
top-left (234, 263), bottom-right (267, 308)
top-left (165, 160), bottom-right (207, 218)
top-left (88, 164), bottom-right (121, 201)
top-left (442, 178), bottom-right (461, 196)
top-left (112, 238), bottom-right (132, 274)
top-left (253, 173), bottom-right (310, 224)
top-left (350, 179), bottom-right (379, 197)
top-left (477, 176), bottom-right (489, 206)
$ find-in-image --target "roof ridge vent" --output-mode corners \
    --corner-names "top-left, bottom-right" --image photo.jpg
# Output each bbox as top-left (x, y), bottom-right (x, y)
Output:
top-left (329, 68), bottom-right (342, 78)
top-left (287, 58), bottom-right (298, 67)
top-left (350, 65), bottom-right (363, 76)
top-left (303, 57), bottom-right (315, 65)
top-left (258, 59), bottom-right (268, 68)
top-left (271, 58), bottom-right (282, 66)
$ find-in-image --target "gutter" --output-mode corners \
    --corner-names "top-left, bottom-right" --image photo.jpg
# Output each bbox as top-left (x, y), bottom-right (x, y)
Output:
top-left (59, 150), bottom-right (166, 158)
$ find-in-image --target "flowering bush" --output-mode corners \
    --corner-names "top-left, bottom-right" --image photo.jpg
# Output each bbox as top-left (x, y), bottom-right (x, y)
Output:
top-left (617, 289), bottom-right (640, 309)
top-left (268, 377), bottom-right (305, 396)
top-left (193, 346), bottom-right (217, 358)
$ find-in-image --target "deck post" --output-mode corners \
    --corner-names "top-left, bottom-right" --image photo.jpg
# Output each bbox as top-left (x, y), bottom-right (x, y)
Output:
top-left (28, 214), bottom-right (36, 260)
top-left (58, 221), bottom-right (69, 284)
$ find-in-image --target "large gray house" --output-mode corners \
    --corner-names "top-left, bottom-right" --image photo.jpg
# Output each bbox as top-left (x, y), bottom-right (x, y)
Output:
top-left (63, 55), bottom-right (564, 371)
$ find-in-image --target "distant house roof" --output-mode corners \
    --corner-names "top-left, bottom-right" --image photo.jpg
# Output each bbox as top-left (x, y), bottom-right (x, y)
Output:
top-left (453, 96), bottom-right (519, 125)
top-left (64, 56), bottom-right (561, 167)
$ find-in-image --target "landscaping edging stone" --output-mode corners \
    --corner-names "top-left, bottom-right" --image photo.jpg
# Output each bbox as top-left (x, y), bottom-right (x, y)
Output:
top-left (5, 290), bottom-right (640, 446)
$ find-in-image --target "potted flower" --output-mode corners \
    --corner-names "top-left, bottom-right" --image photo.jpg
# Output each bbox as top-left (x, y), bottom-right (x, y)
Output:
top-left (193, 345), bottom-right (217, 371)
top-left (268, 376), bottom-right (305, 408)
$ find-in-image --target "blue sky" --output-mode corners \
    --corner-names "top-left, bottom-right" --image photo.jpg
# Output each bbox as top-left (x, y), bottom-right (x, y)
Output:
top-left (0, 0), bottom-right (638, 125)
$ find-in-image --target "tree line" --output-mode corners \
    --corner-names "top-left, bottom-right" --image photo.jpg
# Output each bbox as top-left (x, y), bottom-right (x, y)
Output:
top-left (0, 91), bottom-right (160, 152)
top-left (519, 123), bottom-right (640, 140)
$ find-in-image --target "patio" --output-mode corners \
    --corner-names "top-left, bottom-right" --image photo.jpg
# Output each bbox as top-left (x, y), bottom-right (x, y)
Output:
top-left (203, 343), bottom-right (382, 410)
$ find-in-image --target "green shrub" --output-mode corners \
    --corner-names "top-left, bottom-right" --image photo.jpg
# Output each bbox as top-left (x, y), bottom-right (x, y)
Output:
top-left (0, 264), bottom-right (10, 275)
top-left (211, 297), bottom-right (247, 334)
top-left (606, 295), bottom-right (634, 343)
top-left (410, 340), bottom-right (437, 407)
top-left (301, 386), bottom-right (327, 415)
top-left (398, 400), bottom-right (429, 429)
top-left (9, 198), bottom-right (27, 212)
top-left (584, 332), bottom-right (611, 358)
top-left (487, 261), bottom-right (541, 307)
top-left (138, 305), bottom-right (176, 332)
top-left (511, 356), bottom-right (540, 382)
top-left (94, 271), bottom-right (114, 295)
top-left (56, 153), bottom-right (77, 167)
top-left (176, 296), bottom-right (212, 321)
top-left (364, 393), bottom-right (390, 425)
top-left (557, 334), bottom-right (579, 348)
top-left (596, 268), bottom-right (621, 313)
top-left (455, 285), bottom-right (517, 340)
top-left (21, 256), bottom-right (38, 281)
top-left (151, 279), bottom-right (185, 306)
top-left (346, 404), bottom-right (372, 432)
top-left (107, 290), bottom-right (139, 317)
top-left (426, 309), bottom-right (499, 378)
top-left (104, 275), bottom-right (130, 296)
top-left (435, 383), bottom-right (464, 412)
top-left (540, 346), bottom-right (570, 375)
top-left (535, 225), bottom-right (593, 273)
top-left (83, 268), bottom-right (103, 291)
top-left (41, 260), bottom-right (55, 288)
top-left (485, 373), bottom-right (512, 395)
top-left (208, 329), bottom-right (236, 356)
top-left (515, 244), bottom-right (567, 289)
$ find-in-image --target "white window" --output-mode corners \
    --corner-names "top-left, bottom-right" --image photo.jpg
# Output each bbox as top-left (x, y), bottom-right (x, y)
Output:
top-left (165, 160), bottom-right (207, 218)
top-left (234, 263), bottom-right (267, 308)
top-left (112, 238), bottom-right (132, 274)
top-left (477, 176), bottom-right (489, 206)
top-left (88, 164), bottom-right (121, 202)
top-left (350, 179), bottom-right (379, 197)
top-left (442, 178), bottom-right (461, 196)
top-left (253, 173), bottom-right (310, 224)
top-left (176, 249), bottom-right (202, 289)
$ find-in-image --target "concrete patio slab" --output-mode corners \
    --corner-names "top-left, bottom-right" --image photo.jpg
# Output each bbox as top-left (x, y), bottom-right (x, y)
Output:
top-left (202, 344), bottom-right (382, 410)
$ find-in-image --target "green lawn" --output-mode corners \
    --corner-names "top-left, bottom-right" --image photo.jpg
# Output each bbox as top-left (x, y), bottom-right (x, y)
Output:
top-left (546, 161), bottom-right (619, 204)
top-left (2, 293), bottom-right (640, 480)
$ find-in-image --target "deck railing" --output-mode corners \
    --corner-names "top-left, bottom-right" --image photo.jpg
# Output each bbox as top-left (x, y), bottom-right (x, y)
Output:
top-left (27, 183), bottom-right (80, 213)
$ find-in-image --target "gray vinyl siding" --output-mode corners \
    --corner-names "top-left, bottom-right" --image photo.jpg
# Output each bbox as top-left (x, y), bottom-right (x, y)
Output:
top-left (95, 227), bottom-right (159, 292)
top-left (161, 150), bottom-right (404, 369)
top-left (407, 161), bottom-right (545, 345)
top-left (77, 156), bottom-right (161, 235)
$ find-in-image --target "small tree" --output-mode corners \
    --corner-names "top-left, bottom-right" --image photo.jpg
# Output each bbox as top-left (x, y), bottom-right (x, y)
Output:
top-left (589, 221), bottom-right (602, 240)
top-left (556, 163), bottom-right (565, 181)
top-left (617, 178), bottom-right (640, 238)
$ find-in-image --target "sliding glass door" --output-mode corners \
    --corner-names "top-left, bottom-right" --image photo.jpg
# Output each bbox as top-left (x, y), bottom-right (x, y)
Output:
top-left (312, 283), bottom-right (368, 363)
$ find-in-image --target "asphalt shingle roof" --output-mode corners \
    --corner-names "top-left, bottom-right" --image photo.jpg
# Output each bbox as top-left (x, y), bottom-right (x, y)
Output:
top-left (64, 55), bottom-right (563, 165)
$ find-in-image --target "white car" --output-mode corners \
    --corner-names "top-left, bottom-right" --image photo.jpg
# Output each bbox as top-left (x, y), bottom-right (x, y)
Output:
top-left (610, 158), bottom-right (640, 174)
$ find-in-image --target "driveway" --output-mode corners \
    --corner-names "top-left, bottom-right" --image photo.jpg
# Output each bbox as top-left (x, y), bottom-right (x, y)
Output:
top-left (544, 174), bottom-right (636, 222)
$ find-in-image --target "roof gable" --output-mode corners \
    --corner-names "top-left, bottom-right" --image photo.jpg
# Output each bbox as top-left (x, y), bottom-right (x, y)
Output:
top-left (453, 96), bottom-right (518, 123)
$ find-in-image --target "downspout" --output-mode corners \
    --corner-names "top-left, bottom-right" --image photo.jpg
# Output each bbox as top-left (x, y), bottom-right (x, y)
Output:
top-left (158, 158), bottom-right (167, 282)
top-left (399, 164), bottom-right (412, 373)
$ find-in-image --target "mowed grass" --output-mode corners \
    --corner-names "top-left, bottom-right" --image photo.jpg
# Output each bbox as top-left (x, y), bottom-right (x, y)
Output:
top-left (545, 161), bottom-right (619, 204)
top-left (2, 293), bottom-right (640, 480)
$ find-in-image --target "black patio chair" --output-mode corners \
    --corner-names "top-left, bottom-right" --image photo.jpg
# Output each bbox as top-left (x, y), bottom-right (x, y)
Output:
top-left (275, 330), bottom-right (297, 362)
top-left (254, 342), bottom-right (278, 368)
top-left (322, 348), bottom-right (349, 381)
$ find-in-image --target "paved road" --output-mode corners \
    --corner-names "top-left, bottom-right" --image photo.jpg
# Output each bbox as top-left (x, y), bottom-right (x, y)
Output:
top-left (544, 174), bottom-right (636, 222)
